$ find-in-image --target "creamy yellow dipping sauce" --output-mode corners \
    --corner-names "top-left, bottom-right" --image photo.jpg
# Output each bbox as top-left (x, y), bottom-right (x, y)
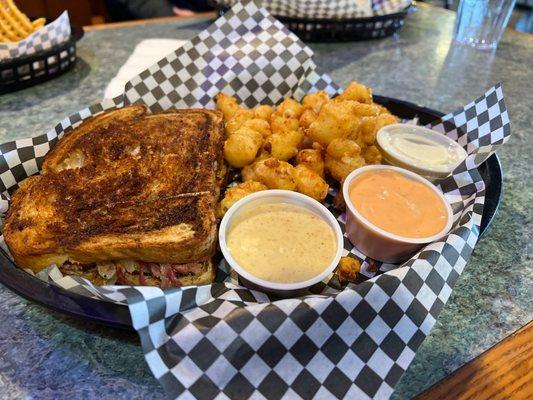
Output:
top-left (226, 203), bottom-right (337, 283)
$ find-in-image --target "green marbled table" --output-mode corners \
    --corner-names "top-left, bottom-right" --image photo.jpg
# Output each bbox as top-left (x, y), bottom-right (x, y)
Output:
top-left (0, 4), bottom-right (531, 399)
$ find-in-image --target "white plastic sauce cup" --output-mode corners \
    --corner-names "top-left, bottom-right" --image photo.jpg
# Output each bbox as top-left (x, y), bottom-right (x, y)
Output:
top-left (342, 165), bottom-right (453, 264)
top-left (219, 190), bottom-right (344, 297)
top-left (376, 123), bottom-right (467, 182)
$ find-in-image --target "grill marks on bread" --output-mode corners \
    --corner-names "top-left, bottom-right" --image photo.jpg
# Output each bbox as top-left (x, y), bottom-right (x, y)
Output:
top-left (4, 106), bottom-right (225, 271)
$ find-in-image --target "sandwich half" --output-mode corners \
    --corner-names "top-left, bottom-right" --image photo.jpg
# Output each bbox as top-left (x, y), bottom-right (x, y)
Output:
top-left (4, 106), bottom-right (225, 287)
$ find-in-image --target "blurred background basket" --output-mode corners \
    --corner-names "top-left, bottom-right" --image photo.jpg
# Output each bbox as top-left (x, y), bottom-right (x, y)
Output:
top-left (0, 26), bottom-right (84, 94)
top-left (217, 5), bottom-right (413, 42)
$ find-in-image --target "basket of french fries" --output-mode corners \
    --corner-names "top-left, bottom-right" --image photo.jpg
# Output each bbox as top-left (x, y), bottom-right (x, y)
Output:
top-left (0, 1), bottom-right (81, 94)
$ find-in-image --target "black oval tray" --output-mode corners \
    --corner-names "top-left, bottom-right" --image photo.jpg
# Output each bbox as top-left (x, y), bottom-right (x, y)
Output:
top-left (0, 97), bottom-right (503, 330)
top-left (0, 25), bottom-right (84, 94)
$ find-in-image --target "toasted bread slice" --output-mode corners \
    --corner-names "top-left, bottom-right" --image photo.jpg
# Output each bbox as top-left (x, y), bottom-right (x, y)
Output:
top-left (4, 107), bottom-right (225, 278)
top-left (43, 105), bottom-right (148, 173)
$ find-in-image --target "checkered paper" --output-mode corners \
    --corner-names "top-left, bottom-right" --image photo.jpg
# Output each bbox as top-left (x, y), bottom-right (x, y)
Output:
top-left (123, 2), bottom-right (338, 110)
top-left (0, 2), bottom-right (511, 399)
top-left (213, 0), bottom-right (411, 19)
top-left (0, 11), bottom-right (71, 62)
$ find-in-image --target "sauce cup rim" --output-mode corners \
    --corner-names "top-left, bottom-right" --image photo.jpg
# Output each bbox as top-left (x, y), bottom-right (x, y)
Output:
top-left (342, 165), bottom-right (454, 245)
top-left (376, 123), bottom-right (468, 175)
top-left (218, 189), bottom-right (344, 291)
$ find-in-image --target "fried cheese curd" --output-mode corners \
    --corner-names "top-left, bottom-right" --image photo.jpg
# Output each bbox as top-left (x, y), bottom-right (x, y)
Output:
top-left (242, 158), bottom-right (297, 191)
top-left (295, 145), bottom-right (325, 178)
top-left (337, 256), bottom-right (361, 283)
top-left (215, 82), bottom-right (399, 216)
top-left (325, 138), bottom-right (365, 183)
top-left (215, 181), bottom-right (267, 218)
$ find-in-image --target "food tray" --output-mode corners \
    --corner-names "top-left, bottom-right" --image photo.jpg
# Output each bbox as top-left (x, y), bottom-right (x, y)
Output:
top-left (0, 96), bottom-right (503, 330)
top-left (0, 26), bottom-right (84, 94)
top-left (217, 7), bottom-right (412, 42)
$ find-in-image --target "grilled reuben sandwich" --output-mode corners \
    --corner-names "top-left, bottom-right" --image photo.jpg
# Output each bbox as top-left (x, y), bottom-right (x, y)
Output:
top-left (4, 105), bottom-right (226, 287)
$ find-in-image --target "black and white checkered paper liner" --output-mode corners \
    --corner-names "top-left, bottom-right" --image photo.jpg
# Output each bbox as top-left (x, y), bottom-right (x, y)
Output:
top-left (213, 0), bottom-right (411, 19)
top-left (0, 11), bottom-right (71, 62)
top-left (0, 2), bottom-right (511, 399)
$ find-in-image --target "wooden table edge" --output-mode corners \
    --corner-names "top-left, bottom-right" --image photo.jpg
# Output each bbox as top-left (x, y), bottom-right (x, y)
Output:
top-left (416, 321), bottom-right (533, 399)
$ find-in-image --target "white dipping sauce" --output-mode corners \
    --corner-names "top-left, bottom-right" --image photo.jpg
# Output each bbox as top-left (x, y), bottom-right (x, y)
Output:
top-left (377, 124), bottom-right (468, 178)
top-left (390, 132), bottom-right (459, 165)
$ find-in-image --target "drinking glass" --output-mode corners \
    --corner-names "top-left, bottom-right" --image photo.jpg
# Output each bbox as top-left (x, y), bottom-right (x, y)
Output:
top-left (453, 0), bottom-right (516, 50)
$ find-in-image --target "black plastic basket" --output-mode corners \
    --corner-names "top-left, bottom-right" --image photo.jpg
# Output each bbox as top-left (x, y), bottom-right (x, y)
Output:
top-left (0, 26), bottom-right (84, 94)
top-left (218, 6), bottom-right (413, 42)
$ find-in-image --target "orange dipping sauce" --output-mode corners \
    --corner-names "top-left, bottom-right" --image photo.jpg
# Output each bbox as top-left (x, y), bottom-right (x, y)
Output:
top-left (349, 169), bottom-right (448, 238)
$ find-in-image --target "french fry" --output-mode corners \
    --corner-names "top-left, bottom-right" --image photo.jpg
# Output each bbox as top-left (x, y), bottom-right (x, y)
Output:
top-left (0, 21), bottom-right (20, 41)
top-left (31, 18), bottom-right (45, 30)
top-left (7, 0), bottom-right (33, 32)
top-left (0, 8), bottom-right (26, 39)
top-left (0, 29), bottom-right (11, 42)
top-left (0, 0), bottom-right (46, 43)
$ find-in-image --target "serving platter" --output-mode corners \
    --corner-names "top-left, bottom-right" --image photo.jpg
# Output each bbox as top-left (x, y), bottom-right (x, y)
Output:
top-left (0, 96), bottom-right (503, 330)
